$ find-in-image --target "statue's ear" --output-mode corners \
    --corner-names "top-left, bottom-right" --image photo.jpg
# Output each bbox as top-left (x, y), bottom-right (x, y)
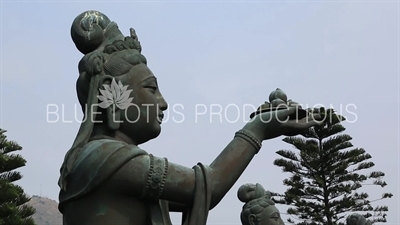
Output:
top-left (98, 75), bottom-right (120, 131)
top-left (106, 100), bottom-right (120, 131)
top-left (248, 214), bottom-right (257, 225)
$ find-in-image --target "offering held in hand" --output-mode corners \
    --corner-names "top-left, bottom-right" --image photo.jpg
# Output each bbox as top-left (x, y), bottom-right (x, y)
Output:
top-left (249, 88), bottom-right (307, 119)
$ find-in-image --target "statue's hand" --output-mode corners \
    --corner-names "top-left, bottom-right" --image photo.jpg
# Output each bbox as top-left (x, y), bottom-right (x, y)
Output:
top-left (245, 107), bottom-right (321, 141)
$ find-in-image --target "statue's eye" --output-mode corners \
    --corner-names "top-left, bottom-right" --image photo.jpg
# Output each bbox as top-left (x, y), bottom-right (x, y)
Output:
top-left (269, 213), bottom-right (280, 220)
top-left (145, 86), bottom-right (157, 93)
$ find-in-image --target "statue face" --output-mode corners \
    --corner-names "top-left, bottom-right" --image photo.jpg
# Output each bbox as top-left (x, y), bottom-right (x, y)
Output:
top-left (253, 205), bottom-right (284, 225)
top-left (116, 63), bottom-right (168, 145)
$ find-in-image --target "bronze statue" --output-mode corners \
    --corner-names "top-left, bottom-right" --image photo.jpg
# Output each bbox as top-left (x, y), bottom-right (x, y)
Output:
top-left (346, 213), bottom-right (372, 225)
top-left (57, 10), bottom-right (320, 225)
top-left (238, 183), bottom-right (284, 225)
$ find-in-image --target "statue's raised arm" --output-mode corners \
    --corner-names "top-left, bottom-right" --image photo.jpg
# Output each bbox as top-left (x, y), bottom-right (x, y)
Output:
top-left (58, 10), bottom-right (320, 225)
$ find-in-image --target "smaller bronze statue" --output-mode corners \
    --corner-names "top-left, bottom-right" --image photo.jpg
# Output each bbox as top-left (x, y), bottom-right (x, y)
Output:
top-left (238, 183), bottom-right (284, 225)
top-left (346, 213), bottom-right (372, 225)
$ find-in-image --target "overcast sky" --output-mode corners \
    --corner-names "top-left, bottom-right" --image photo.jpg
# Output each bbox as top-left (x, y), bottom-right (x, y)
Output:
top-left (1, 1), bottom-right (399, 224)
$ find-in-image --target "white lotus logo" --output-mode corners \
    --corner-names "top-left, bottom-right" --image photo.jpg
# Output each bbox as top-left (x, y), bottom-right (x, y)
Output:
top-left (97, 78), bottom-right (134, 110)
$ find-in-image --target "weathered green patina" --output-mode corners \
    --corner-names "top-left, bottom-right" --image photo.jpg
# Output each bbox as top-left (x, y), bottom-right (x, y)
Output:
top-left (58, 10), bottom-right (320, 225)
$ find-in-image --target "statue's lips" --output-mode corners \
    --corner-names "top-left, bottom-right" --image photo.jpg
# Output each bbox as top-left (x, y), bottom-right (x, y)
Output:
top-left (158, 114), bottom-right (164, 124)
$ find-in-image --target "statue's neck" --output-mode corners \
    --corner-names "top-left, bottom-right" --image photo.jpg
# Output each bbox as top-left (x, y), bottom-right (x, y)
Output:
top-left (90, 124), bottom-right (138, 146)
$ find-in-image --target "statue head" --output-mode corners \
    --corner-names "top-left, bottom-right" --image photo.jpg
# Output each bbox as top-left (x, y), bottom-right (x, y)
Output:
top-left (346, 213), bottom-right (372, 225)
top-left (238, 183), bottom-right (284, 225)
top-left (59, 10), bottom-right (168, 190)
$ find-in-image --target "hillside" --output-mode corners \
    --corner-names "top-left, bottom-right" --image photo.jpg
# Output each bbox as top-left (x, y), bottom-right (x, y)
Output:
top-left (27, 195), bottom-right (62, 225)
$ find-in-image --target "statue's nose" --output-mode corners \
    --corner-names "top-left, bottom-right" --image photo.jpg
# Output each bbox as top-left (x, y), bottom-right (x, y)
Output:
top-left (158, 96), bottom-right (168, 111)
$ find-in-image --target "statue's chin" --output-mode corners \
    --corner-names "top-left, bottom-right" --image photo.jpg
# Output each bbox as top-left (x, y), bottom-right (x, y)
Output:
top-left (151, 125), bottom-right (162, 139)
top-left (137, 125), bottom-right (162, 145)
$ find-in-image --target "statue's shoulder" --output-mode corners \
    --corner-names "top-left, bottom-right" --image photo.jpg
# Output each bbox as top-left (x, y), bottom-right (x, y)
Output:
top-left (75, 136), bottom-right (148, 166)
top-left (80, 137), bottom-right (125, 153)
top-left (85, 137), bottom-right (127, 147)
top-left (84, 136), bottom-right (142, 150)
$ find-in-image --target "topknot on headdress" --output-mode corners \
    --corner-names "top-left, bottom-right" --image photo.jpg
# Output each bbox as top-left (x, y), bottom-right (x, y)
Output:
top-left (238, 183), bottom-right (267, 203)
top-left (346, 213), bottom-right (372, 225)
top-left (71, 10), bottom-right (126, 54)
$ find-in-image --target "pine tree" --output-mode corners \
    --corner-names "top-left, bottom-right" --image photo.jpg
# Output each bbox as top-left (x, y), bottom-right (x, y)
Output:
top-left (271, 108), bottom-right (393, 225)
top-left (0, 128), bottom-right (36, 225)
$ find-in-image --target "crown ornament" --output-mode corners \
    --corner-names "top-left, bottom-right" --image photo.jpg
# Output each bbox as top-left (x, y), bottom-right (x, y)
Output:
top-left (71, 10), bottom-right (142, 55)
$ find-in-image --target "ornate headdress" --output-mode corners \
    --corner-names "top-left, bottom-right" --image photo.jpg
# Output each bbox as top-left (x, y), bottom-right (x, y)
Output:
top-left (59, 10), bottom-right (144, 190)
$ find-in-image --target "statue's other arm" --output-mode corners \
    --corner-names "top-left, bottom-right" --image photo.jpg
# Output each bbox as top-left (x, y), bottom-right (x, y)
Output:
top-left (109, 132), bottom-right (259, 210)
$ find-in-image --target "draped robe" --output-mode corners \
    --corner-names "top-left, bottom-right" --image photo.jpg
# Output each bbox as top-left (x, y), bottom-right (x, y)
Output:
top-left (59, 137), bottom-right (212, 225)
